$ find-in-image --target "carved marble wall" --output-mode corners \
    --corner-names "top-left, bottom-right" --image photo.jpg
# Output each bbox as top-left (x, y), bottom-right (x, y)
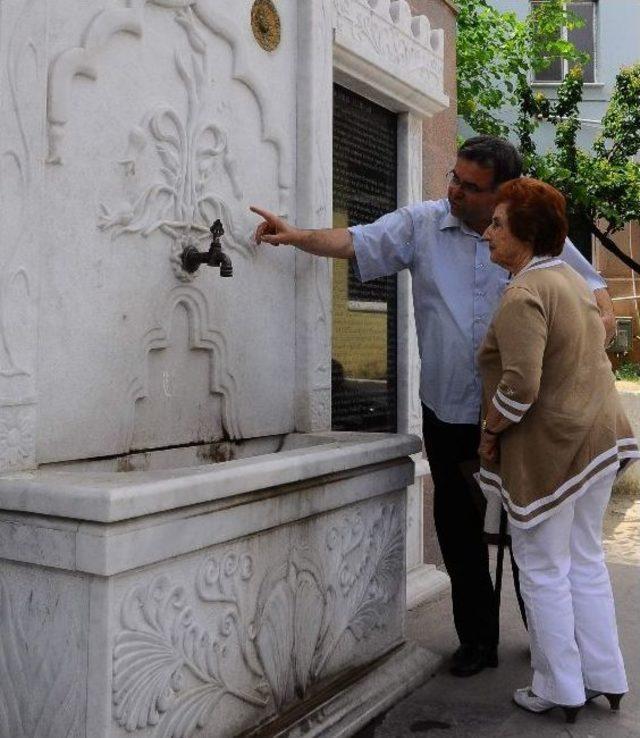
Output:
top-left (0, 1), bottom-right (299, 466)
top-left (0, 562), bottom-right (89, 738)
top-left (0, 0), bottom-right (43, 472)
top-left (0, 2), bottom-right (451, 735)
top-left (0, 0), bottom-right (449, 471)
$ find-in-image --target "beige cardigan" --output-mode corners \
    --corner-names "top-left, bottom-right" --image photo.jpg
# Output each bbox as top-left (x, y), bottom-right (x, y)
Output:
top-left (478, 257), bottom-right (639, 528)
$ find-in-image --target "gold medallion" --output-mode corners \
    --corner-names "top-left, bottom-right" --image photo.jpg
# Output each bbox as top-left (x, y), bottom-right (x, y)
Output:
top-left (251, 0), bottom-right (281, 52)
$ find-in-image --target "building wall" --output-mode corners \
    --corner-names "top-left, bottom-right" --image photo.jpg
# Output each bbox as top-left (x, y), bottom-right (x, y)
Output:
top-left (412, 0), bottom-right (459, 202)
top-left (411, 0), bottom-right (459, 568)
top-left (595, 222), bottom-right (640, 366)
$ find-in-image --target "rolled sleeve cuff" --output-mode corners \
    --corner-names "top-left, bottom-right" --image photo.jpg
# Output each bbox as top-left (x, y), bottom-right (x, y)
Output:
top-left (491, 387), bottom-right (532, 423)
top-left (350, 225), bottom-right (379, 283)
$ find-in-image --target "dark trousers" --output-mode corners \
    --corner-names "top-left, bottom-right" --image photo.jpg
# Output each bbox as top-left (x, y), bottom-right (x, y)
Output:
top-left (422, 404), bottom-right (499, 647)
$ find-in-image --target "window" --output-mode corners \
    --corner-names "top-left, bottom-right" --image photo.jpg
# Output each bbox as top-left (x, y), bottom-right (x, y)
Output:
top-left (331, 85), bottom-right (398, 433)
top-left (533, 1), bottom-right (597, 83)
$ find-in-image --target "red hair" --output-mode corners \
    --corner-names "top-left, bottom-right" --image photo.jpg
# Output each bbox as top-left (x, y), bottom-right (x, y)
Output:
top-left (496, 177), bottom-right (568, 256)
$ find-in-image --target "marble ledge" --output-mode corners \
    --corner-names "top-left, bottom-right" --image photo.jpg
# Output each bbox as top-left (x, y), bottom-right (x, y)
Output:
top-left (0, 460), bottom-right (415, 576)
top-left (0, 432), bottom-right (421, 523)
top-left (78, 463), bottom-right (414, 575)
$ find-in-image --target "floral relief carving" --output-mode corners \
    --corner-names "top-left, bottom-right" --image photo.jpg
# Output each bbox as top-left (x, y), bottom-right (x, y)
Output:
top-left (113, 503), bottom-right (404, 734)
top-left (196, 551), bottom-right (265, 685)
top-left (0, 0), bottom-right (39, 387)
top-left (334, 0), bottom-right (444, 76)
top-left (97, 8), bottom-right (253, 277)
top-left (0, 1), bottom-right (40, 471)
top-left (254, 549), bottom-right (332, 708)
top-left (317, 503), bottom-right (404, 677)
top-left (113, 576), bottom-right (268, 737)
top-left (0, 410), bottom-right (34, 468)
top-left (47, 0), bottom-right (291, 213)
top-left (312, 258), bottom-right (331, 382)
top-left (308, 386), bottom-right (331, 431)
top-left (326, 512), bottom-right (366, 595)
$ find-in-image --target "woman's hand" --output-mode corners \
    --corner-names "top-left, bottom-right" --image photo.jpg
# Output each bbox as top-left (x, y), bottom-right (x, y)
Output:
top-left (478, 431), bottom-right (500, 464)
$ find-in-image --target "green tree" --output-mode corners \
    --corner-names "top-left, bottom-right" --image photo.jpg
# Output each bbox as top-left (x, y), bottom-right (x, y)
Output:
top-left (457, 0), bottom-right (586, 138)
top-left (458, 1), bottom-right (640, 274)
top-left (518, 65), bottom-right (640, 274)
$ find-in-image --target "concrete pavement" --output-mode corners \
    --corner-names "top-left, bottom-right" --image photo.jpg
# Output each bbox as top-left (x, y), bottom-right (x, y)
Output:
top-left (355, 492), bottom-right (640, 738)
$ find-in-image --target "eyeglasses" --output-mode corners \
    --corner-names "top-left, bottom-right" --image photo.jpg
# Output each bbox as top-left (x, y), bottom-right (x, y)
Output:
top-left (446, 169), bottom-right (495, 195)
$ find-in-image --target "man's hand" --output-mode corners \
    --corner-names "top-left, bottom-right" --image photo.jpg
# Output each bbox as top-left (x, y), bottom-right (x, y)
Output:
top-left (249, 206), bottom-right (355, 259)
top-left (594, 287), bottom-right (615, 346)
top-left (251, 206), bottom-right (299, 246)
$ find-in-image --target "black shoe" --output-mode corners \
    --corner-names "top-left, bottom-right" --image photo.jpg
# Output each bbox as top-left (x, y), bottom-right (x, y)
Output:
top-left (449, 643), bottom-right (498, 677)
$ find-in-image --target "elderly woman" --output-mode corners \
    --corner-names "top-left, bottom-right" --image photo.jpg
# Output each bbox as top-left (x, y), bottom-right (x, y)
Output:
top-left (478, 178), bottom-right (638, 723)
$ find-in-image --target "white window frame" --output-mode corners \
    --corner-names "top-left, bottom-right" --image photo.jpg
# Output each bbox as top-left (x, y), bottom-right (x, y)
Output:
top-left (532, 0), bottom-right (598, 85)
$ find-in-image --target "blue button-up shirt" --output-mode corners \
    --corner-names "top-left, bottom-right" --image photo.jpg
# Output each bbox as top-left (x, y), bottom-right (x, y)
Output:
top-left (350, 198), bottom-right (606, 424)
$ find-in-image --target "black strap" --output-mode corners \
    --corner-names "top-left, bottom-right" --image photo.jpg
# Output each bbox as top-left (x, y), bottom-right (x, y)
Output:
top-left (495, 507), bottom-right (528, 631)
top-left (494, 507), bottom-right (508, 611)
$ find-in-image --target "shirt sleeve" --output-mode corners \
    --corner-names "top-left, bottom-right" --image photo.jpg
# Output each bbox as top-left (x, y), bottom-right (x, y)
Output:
top-left (349, 206), bottom-right (416, 282)
top-left (558, 238), bottom-right (606, 291)
top-left (490, 287), bottom-right (548, 423)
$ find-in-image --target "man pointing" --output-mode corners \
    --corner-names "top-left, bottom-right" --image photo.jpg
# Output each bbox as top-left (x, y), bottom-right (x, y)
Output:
top-left (251, 136), bottom-right (614, 677)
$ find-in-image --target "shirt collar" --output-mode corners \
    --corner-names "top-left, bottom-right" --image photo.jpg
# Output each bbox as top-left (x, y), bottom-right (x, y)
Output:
top-left (438, 202), bottom-right (485, 238)
top-left (512, 255), bottom-right (563, 281)
top-left (524, 255), bottom-right (548, 269)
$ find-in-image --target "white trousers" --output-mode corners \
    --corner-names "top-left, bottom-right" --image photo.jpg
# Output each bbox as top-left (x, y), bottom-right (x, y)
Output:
top-left (509, 470), bottom-right (628, 706)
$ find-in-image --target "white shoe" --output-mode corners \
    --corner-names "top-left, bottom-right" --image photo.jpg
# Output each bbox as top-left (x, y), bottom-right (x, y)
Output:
top-left (513, 687), bottom-right (556, 713)
top-left (513, 687), bottom-right (582, 723)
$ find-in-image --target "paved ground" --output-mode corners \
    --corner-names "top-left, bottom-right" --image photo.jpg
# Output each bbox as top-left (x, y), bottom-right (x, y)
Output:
top-left (355, 491), bottom-right (640, 738)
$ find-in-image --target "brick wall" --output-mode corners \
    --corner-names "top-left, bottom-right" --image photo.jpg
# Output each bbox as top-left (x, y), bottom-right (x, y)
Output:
top-left (596, 222), bottom-right (640, 366)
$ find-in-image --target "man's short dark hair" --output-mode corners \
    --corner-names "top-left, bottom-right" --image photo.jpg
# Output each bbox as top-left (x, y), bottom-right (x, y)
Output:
top-left (458, 136), bottom-right (522, 188)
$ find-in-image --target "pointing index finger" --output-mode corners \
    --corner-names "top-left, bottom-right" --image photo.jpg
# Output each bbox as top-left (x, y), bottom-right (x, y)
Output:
top-left (250, 205), bottom-right (273, 222)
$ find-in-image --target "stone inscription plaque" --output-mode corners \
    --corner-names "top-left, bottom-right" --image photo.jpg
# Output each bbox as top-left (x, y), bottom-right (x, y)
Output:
top-left (332, 85), bottom-right (398, 433)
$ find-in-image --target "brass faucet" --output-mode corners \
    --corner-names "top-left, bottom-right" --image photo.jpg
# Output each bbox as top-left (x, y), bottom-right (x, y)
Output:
top-left (180, 220), bottom-right (233, 276)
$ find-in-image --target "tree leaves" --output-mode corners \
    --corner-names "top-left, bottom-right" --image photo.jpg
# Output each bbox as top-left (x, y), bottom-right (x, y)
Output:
top-left (517, 64), bottom-right (640, 272)
top-left (458, 1), bottom-right (640, 273)
top-left (457, 0), bottom-right (585, 137)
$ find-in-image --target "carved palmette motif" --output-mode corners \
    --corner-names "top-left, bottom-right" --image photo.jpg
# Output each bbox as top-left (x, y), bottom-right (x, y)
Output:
top-left (112, 503), bottom-right (404, 734)
top-left (0, 576), bottom-right (82, 737)
top-left (112, 575), bottom-right (268, 736)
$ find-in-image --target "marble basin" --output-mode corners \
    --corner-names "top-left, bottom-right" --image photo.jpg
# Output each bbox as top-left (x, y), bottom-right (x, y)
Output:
top-left (0, 432), bottom-right (419, 523)
top-left (0, 432), bottom-right (438, 737)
